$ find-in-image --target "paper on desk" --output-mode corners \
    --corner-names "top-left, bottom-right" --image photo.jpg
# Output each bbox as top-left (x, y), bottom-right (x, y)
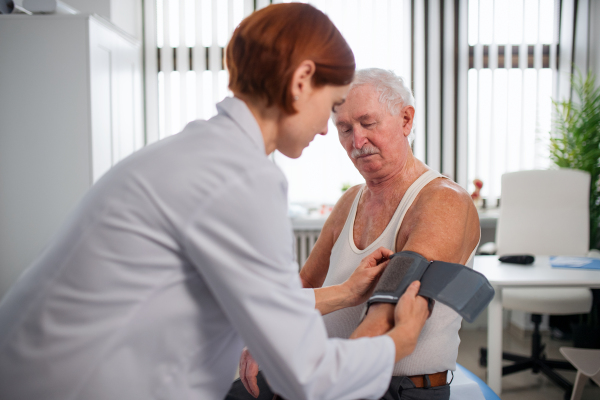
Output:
top-left (550, 256), bottom-right (600, 270)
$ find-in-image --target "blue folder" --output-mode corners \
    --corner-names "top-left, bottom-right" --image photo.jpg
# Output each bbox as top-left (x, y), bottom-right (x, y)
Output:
top-left (550, 256), bottom-right (600, 270)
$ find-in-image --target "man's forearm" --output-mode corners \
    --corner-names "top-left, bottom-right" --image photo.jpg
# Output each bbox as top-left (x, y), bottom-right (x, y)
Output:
top-left (353, 282), bottom-right (429, 363)
top-left (349, 303), bottom-right (395, 338)
top-left (352, 305), bottom-right (423, 364)
top-left (385, 323), bottom-right (421, 363)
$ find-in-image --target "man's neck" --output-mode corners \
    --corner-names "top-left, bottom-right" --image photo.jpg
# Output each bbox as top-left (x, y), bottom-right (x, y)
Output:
top-left (362, 153), bottom-right (427, 201)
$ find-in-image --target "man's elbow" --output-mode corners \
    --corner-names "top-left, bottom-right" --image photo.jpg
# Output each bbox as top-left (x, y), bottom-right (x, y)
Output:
top-left (300, 275), bottom-right (315, 289)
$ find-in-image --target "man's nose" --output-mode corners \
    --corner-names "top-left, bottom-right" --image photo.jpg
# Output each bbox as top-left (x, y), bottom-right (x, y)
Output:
top-left (352, 128), bottom-right (368, 149)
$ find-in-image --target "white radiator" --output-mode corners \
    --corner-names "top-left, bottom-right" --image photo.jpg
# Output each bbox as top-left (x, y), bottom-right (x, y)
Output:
top-left (293, 230), bottom-right (320, 269)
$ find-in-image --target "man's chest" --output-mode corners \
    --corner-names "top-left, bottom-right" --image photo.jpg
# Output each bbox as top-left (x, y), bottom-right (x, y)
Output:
top-left (352, 198), bottom-right (420, 251)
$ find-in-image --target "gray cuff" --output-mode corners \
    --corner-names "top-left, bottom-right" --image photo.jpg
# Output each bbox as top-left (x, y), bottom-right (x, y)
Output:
top-left (368, 251), bottom-right (430, 304)
top-left (367, 251), bottom-right (494, 323)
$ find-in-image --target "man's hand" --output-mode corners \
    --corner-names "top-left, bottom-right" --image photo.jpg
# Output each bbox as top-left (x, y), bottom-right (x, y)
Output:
top-left (239, 347), bottom-right (260, 398)
top-left (386, 281), bottom-right (430, 363)
top-left (341, 247), bottom-right (393, 306)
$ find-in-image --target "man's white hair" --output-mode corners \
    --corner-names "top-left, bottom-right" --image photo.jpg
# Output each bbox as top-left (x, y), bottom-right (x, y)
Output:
top-left (349, 68), bottom-right (416, 144)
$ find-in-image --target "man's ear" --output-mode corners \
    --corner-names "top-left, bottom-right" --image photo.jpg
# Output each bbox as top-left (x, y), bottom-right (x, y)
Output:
top-left (402, 106), bottom-right (415, 138)
top-left (290, 60), bottom-right (316, 100)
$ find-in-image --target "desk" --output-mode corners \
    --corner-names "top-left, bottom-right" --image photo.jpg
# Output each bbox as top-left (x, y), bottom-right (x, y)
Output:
top-left (473, 255), bottom-right (600, 395)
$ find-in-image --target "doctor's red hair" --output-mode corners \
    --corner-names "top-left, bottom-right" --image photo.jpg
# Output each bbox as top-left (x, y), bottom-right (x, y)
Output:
top-left (226, 3), bottom-right (355, 115)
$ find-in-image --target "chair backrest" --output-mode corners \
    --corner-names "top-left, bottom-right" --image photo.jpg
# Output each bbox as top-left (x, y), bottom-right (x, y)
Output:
top-left (496, 169), bottom-right (590, 256)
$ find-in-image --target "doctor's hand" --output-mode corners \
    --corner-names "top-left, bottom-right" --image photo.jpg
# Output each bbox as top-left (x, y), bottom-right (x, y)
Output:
top-left (239, 347), bottom-right (260, 398)
top-left (312, 247), bottom-right (392, 316)
top-left (342, 247), bottom-right (393, 306)
top-left (386, 281), bottom-right (430, 363)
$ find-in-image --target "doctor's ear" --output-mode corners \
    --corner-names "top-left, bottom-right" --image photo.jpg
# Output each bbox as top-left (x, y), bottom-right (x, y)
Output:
top-left (290, 60), bottom-right (317, 100)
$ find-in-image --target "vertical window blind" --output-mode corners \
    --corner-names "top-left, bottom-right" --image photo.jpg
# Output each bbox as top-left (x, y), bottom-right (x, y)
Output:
top-left (154, 0), bottom-right (250, 140)
top-left (144, 0), bottom-right (569, 207)
top-left (467, 0), bottom-right (556, 203)
top-left (410, 0), bottom-right (468, 187)
top-left (146, 0), bottom-right (412, 205)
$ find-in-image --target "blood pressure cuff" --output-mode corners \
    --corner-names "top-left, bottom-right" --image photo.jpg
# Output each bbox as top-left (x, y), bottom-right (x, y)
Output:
top-left (367, 251), bottom-right (494, 323)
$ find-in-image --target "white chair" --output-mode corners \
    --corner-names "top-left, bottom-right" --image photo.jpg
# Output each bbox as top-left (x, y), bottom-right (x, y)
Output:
top-left (559, 347), bottom-right (600, 400)
top-left (480, 169), bottom-right (594, 398)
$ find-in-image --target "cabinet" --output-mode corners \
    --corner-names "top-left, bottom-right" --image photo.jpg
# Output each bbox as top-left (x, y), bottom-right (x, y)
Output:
top-left (0, 14), bottom-right (144, 299)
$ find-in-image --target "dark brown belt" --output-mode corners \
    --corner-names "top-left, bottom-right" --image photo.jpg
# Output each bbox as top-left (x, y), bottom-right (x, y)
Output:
top-left (271, 370), bottom-right (450, 399)
top-left (408, 370), bottom-right (448, 388)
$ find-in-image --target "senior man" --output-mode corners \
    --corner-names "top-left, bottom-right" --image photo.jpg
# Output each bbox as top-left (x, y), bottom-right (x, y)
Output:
top-left (228, 69), bottom-right (480, 400)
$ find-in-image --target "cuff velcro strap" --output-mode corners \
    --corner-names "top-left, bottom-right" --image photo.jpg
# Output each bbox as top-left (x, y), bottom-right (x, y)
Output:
top-left (368, 251), bottom-right (430, 304)
top-left (367, 251), bottom-right (494, 323)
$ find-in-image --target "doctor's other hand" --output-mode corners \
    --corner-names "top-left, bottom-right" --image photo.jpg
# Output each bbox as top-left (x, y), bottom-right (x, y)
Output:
top-left (239, 347), bottom-right (260, 398)
top-left (342, 247), bottom-right (393, 306)
top-left (386, 281), bottom-right (430, 363)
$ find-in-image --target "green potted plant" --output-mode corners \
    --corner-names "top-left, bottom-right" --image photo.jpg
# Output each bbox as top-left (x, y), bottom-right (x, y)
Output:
top-left (549, 71), bottom-right (600, 348)
top-left (550, 71), bottom-right (600, 250)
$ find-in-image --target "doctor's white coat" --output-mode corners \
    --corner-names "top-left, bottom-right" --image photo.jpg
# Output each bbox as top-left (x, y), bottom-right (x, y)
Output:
top-left (0, 97), bottom-right (395, 400)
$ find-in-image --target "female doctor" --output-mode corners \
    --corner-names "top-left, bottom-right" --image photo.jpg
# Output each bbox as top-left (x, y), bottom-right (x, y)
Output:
top-left (0, 3), bottom-right (429, 400)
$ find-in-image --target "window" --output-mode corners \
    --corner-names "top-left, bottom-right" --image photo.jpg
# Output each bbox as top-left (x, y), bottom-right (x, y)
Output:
top-left (155, 0), bottom-right (248, 139)
top-left (151, 0), bottom-right (412, 207)
top-left (273, 0), bottom-right (412, 205)
top-left (467, 0), bottom-right (556, 204)
top-left (149, 0), bottom-right (559, 208)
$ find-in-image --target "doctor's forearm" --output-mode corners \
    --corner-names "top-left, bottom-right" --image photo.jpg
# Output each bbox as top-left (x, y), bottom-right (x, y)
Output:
top-left (313, 285), bottom-right (356, 315)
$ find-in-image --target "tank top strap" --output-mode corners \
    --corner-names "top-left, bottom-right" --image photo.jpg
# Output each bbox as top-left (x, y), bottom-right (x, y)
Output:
top-left (347, 184), bottom-right (365, 225)
top-left (389, 170), bottom-right (447, 250)
top-left (330, 184), bottom-right (365, 256)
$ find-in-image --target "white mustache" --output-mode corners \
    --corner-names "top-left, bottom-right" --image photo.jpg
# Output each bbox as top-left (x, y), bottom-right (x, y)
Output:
top-left (351, 145), bottom-right (380, 159)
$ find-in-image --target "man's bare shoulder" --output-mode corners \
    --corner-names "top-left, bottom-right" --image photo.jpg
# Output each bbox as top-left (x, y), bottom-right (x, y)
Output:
top-left (401, 176), bottom-right (480, 263)
top-left (417, 177), bottom-right (475, 211)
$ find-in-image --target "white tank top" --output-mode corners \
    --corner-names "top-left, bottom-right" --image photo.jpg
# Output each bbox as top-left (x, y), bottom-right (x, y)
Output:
top-left (322, 170), bottom-right (478, 376)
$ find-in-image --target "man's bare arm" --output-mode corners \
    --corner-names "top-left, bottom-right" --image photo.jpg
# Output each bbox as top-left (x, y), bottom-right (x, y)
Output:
top-left (299, 185), bottom-right (382, 316)
top-left (350, 303), bottom-right (396, 338)
top-left (350, 181), bottom-right (480, 338)
top-left (299, 185), bottom-right (360, 289)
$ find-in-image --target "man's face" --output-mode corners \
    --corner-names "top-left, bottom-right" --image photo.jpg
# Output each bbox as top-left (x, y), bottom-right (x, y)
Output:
top-left (334, 84), bottom-right (413, 179)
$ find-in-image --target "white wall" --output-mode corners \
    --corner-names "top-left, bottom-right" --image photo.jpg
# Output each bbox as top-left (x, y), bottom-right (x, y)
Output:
top-left (62, 0), bottom-right (109, 17)
top-left (591, 0), bottom-right (600, 79)
top-left (64, 0), bottom-right (142, 39)
top-left (110, 0), bottom-right (142, 39)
